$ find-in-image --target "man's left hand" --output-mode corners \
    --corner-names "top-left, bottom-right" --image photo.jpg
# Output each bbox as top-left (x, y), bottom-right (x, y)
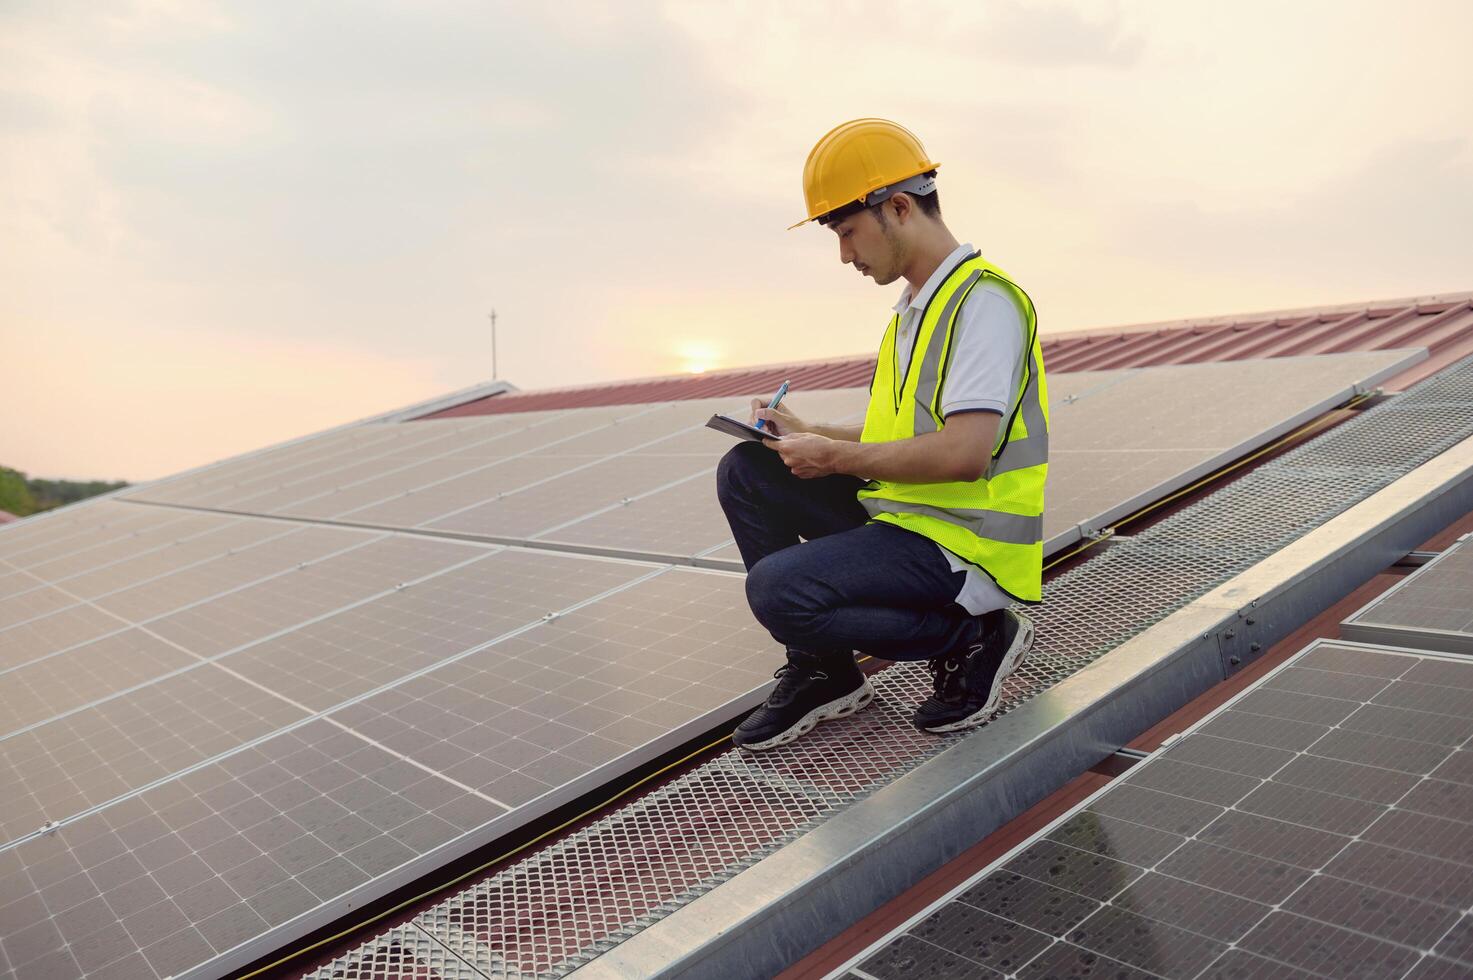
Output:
top-left (765, 432), bottom-right (850, 479)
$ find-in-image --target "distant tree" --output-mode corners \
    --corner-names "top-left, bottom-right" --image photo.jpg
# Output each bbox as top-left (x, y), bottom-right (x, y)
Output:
top-left (0, 467), bottom-right (38, 516)
top-left (27, 477), bottom-right (130, 511)
top-left (0, 466), bottom-right (128, 516)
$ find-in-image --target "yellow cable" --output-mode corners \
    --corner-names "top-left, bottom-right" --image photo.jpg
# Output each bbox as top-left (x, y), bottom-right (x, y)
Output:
top-left (236, 731), bottom-right (735, 979)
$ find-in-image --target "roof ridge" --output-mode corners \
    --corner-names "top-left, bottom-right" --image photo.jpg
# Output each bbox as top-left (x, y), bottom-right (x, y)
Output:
top-left (527, 290), bottom-right (1473, 395)
top-left (1047, 289), bottom-right (1473, 342)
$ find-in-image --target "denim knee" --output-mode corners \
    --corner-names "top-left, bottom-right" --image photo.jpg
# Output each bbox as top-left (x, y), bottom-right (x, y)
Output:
top-left (744, 554), bottom-right (780, 625)
top-left (716, 441), bottom-right (778, 505)
top-left (745, 550), bottom-right (823, 637)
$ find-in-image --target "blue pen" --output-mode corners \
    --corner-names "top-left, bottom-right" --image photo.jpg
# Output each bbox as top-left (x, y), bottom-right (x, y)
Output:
top-left (755, 379), bottom-right (790, 432)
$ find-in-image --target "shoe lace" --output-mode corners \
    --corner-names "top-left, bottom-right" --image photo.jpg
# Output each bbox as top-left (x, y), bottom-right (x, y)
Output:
top-left (767, 662), bottom-right (828, 708)
top-left (925, 651), bottom-right (971, 705)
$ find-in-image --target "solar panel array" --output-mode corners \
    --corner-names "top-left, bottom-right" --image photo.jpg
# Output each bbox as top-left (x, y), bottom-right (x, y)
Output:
top-left (0, 349), bottom-right (1421, 978)
top-left (0, 508), bottom-right (774, 978)
top-left (830, 639), bottom-right (1473, 980)
top-left (1342, 533), bottom-right (1473, 656)
top-left (122, 349), bottom-right (1419, 565)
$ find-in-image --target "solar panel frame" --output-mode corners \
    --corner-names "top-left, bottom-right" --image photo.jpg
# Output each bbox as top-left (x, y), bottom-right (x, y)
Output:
top-left (1341, 532), bottom-right (1473, 655)
top-left (825, 638), bottom-right (1473, 980)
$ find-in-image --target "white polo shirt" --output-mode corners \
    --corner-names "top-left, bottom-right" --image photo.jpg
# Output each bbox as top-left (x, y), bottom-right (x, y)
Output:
top-left (889, 242), bottom-right (1025, 615)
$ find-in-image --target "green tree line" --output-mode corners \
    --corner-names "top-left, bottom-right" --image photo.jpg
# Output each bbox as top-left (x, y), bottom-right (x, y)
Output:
top-left (0, 466), bottom-right (129, 517)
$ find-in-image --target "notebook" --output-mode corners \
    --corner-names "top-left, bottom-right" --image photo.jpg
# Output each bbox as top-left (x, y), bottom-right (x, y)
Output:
top-left (706, 414), bottom-right (780, 442)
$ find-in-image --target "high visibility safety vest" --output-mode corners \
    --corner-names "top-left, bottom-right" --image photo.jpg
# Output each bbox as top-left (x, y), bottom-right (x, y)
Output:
top-left (858, 251), bottom-right (1049, 603)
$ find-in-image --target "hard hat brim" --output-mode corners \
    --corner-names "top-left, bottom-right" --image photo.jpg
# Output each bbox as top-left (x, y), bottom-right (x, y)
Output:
top-left (788, 161), bottom-right (941, 231)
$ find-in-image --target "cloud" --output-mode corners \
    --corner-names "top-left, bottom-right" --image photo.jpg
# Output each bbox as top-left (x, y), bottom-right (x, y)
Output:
top-left (977, 2), bottom-right (1145, 68)
top-left (1116, 138), bottom-right (1473, 296)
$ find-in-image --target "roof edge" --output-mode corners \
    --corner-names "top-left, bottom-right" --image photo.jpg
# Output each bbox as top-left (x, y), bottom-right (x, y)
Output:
top-left (471, 289), bottom-right (1473, 403)
top-left (1046, 288), bottom-right (1473, 342)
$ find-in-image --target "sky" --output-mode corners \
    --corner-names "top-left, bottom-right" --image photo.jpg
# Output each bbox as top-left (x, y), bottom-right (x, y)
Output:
top-left (2, 0), bottom-right (1470, 482)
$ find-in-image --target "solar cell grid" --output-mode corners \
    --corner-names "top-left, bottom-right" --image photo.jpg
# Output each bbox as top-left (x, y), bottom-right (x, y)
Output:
top-left (0, 630), bottom-right (194, 735)
top-left (0, 584), bottom-right (77, 631)
top-left (0, 718), bottom-right (491, 980)
top-left (0, 555), bottom-right (779, 979)
top-left (427, 452), bottom-right (716, 539)
top-left (126, 426), bottom-right (413, 509)
top-left (142, 534), bottom-right (479, 657)
top-left (534, 403), bottom-right (872, 559)
top-left (35, 517), bottom-right (297, 601)
top-left (0, 664), bottom-right (311, 843)
top-left (834, 640), bottom-right (1473, 980)
top-left (0, 519), bottom-right (301, 642)
top-left (271, 453), bottom-right (518, 520)
top-left (0, 526), bottom-right (374, 680)
top-left (0, 503), bottom-right (191, 565)
top-left (14, 513), bottom-right (228, 583)
top-left (125, 426), bottom-right (405, 504)
top-left (518, 402), bottom-right (693, 457)
top-left (223, 548), bottom-right (654, 712)
top-left (1343, 535), bottom-right (1473, 654)
top-left (215, 422), bottom-right (528, 516)
top-left (423, 405), bottom-right (629, 458)
top-left (536, 471), bottom-right (728, 557)
top-left (0, 603), bottom-right (129, 673)
top-left (332, 453), bottom-right (602, 529)
top-left (321, 568), bottom-right (770, 810)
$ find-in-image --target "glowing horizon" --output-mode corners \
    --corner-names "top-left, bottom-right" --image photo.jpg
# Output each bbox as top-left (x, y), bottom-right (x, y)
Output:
top-left (2, 1), bottom-right (1469, 482)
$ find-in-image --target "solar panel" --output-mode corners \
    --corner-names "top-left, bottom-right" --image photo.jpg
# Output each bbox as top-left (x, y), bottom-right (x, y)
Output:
top-left (555, 351), bottom-right (1421, 562)
top-left (1043, 349), bottom-right (1421, 546)
top-left (1341, 532), bottom-right (1473, 655)
top-left (0, 517), bottom-right (299, 633)
top-left (832, 639), bottom-right (1473, 979)
top-left (124, 425), bottom-right (414, 508)
top-left (111, 352), bottom-right (1418, 571)
top-left (0, 530), bottom-right (775, 978)
top-left (0, 501), bottom-right (195, 566)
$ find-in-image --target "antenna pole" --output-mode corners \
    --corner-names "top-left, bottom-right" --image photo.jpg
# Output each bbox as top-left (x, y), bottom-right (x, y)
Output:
top-left (489, 309), bottom-right (498, 380)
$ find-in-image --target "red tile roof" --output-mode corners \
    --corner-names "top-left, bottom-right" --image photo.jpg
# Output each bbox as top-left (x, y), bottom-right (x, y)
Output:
top-left (420, 290), bottom-right (1473, 419)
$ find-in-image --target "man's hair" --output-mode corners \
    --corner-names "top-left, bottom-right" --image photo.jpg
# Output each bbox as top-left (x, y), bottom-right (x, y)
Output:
top-left (819, 170), bottom-right (941, 228)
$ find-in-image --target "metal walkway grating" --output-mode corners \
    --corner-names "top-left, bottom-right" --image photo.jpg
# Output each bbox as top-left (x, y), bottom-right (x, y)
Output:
top-left (304, 354), bottom-right (1473, 979)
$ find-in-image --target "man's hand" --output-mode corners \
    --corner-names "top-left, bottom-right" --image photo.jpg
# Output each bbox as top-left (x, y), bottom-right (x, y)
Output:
top-left (766, 432), bottom-right (851, 479)
top-left (750, 398), bottom-right (809, 436)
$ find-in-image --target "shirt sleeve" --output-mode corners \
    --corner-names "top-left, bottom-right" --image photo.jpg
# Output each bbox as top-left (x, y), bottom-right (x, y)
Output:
top-left (938, 283), bottom-right (1027, 418)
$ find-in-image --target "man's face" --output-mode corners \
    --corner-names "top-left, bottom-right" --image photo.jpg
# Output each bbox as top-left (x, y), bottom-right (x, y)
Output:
top-left (831, 206), bottom-right (905, 286)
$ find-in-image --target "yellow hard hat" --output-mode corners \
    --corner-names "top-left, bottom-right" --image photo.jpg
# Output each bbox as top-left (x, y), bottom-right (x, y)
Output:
top-left (790, 118), bottom-right (941, 230)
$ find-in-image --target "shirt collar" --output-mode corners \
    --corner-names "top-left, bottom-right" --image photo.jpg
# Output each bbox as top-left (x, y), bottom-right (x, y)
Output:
top-left (892, 242), bottom-right (977, 316)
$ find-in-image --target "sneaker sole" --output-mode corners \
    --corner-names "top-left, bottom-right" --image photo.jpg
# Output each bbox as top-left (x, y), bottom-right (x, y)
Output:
top-left (736, 677), bottom-right (876, 752)
top-left (921, 612), bottom-right (1035, 734)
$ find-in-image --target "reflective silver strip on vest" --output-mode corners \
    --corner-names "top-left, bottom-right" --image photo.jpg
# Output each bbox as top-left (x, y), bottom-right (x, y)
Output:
top-left (989, 344), bottom-right (1049, 478)
top-left (861, 497), bottom-right (1042, 545)
top-left (912, 270), bottom-right (985, 436)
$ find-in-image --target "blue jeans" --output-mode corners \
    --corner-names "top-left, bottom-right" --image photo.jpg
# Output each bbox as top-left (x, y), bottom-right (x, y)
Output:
top-left (715, 441), bottom-right (984, 663)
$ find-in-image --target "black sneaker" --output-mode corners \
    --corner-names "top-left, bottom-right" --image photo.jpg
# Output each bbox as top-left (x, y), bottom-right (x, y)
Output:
top-left (913, 609), bottom-right (1034, 733)
top-left (733, 650), bottom-right (874, 751)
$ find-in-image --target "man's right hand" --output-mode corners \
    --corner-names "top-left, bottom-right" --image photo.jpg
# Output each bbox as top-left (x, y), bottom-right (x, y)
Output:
top-left (750, 398), bottom-right (808, 436)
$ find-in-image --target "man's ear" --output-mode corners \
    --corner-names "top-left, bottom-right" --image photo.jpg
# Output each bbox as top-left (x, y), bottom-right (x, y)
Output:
top-left (889, 193), bottom-right (913, 224)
